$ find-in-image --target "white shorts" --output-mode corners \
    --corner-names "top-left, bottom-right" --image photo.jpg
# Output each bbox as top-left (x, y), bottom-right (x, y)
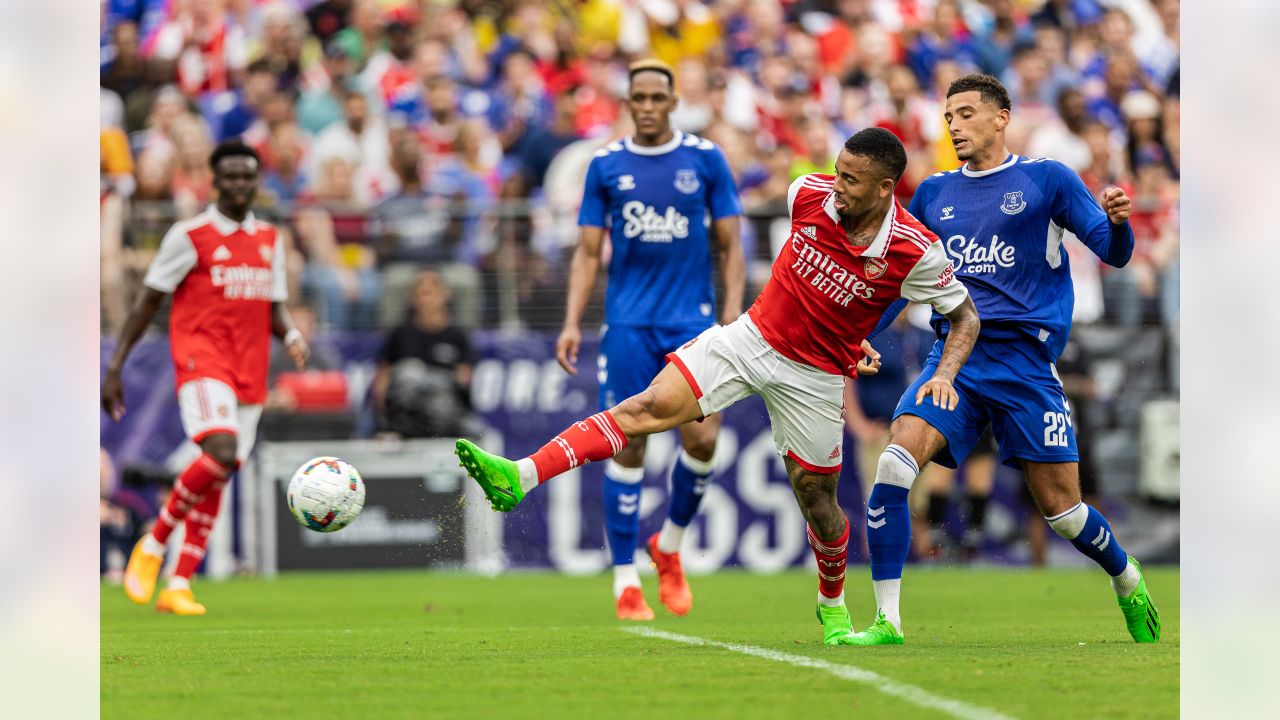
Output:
top-left (177, 378), bottom-right (264, 462)
top-left (667, 315), bottom-right (846, 474)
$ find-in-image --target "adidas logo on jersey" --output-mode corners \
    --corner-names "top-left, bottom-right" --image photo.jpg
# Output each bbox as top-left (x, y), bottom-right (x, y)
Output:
top-left (801, 226), bottom-right (817, 239)
top-left (212, 245), bottom-right (232, 261)
top-left (828, 446), bottom-right (841, 461)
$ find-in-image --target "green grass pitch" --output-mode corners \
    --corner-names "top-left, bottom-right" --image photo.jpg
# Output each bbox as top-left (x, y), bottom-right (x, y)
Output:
top-left (102, 567), bottom-right (1178, 719)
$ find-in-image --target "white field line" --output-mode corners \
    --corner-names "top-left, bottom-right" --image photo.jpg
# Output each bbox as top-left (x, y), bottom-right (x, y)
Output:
top-left (622, 627), bottom-right (1018, 720)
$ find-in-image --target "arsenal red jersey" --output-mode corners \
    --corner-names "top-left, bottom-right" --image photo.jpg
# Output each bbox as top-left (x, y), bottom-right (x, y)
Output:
top-left (748, 174), bottom-right (967, 377)
top-left (144, 206), bottom-right (288, 404)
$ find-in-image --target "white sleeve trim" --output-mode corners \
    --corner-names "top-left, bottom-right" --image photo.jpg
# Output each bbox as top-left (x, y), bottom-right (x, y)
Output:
top-left (142, 222), bottom-right (198, 293)
top-left (901, 242), bottom-right (968, 315)
top-left (270, 230), bottom-right (289, 302)
top-left (786, 175), bottom-right (808, 220)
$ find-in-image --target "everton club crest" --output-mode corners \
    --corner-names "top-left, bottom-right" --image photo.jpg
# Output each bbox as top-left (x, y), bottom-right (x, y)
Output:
top-left (1000, 191), bottom-right (1027, 215)
top-left (674, 169), bottom-right (700, 194)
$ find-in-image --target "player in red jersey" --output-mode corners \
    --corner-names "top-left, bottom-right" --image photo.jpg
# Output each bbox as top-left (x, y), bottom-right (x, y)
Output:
top-left (103, 140), bottom-right (309, 616)
top-left (456, 129), bottom-right (981, 645)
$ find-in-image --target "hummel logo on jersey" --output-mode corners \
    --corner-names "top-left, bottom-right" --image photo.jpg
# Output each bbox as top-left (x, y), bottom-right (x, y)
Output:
top-left (618, 175), bottom-right (636, 191)
top-left (940, 206), bottom-right (955, 221)
top-left (212, 245), bottom-right (232, 261)
top-left (1000, 191), bottom-right (1027, 215)
top-left (801, 225), bottom-right (817, 239)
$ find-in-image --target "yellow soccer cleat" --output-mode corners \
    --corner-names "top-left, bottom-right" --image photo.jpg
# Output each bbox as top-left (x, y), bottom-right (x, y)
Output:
top-left (123, 538), bottom-right (164, 605)
top-left (155, 588), bottom-right (207, 616)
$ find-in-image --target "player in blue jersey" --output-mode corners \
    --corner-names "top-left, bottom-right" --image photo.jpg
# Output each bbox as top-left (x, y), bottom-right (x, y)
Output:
top-left (557, 59), bottom-right (745, 620)
top-left (849, 74), bottom-right (1161, 645)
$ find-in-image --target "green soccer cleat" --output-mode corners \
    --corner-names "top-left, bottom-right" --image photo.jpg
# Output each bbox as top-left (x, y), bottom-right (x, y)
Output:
top-left (816, 603), bottom-right (855, 646)
top-left (842, 612), bottom-right (905, 646)
top-left (455, 439), bottom-right (524, 512)
top-left (1117, 557), bottom-right (1161, 643)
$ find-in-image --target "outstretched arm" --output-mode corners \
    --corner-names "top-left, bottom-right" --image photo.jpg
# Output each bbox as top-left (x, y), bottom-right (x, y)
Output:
top-left (102, 287), bottom-right (167, 420)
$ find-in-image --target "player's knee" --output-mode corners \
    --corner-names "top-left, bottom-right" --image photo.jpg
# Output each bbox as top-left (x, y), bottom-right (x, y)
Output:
top-left (876, 444), bottom-right (921, 490)
top-left (680, 433), bottom-right (716, 463)
top-left (200, 433), bottom-right (239, 469)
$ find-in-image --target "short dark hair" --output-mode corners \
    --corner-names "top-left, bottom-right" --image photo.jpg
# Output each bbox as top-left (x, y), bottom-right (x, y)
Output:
top-left (209, 140), bottom-right (260, 172)
top-left (946, 73), bottom-right (1012, 111)
top-left (628, 58), bottom-right (675, 90)
top-left (842, 128), bottom-right (908, 183)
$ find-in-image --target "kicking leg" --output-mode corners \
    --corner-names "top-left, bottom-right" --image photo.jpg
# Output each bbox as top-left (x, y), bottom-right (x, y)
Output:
top-left (1027, 461), bottom-right (1161, 642)
top-left (457, 362), bottom-right (704, 511)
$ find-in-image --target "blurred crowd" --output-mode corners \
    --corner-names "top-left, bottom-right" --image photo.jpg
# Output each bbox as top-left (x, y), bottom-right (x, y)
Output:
top-left (101, 0), bottom-right (1180, 335)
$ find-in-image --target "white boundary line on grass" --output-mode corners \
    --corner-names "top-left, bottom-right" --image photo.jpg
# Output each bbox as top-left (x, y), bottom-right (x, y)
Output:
top-left (622, 627), bottom-right (1018, 720)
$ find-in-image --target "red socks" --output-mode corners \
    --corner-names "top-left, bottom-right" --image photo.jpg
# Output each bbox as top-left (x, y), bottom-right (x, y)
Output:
top-left (807, 516), bottom-right (850, 600)
top-left (151, 453), bottom-right (232, 544)
top-left (529, 411), bottom-right (628, 483)
top-left (174, 480), bottom-right (225, 580)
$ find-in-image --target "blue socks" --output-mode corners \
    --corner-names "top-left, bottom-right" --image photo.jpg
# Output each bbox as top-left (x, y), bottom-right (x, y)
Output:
top-left (866, 445), bottom-right (919, 581)
top-left (668, 450), bottom-right (714, 528)
top-left (1046, 502), bottom-right (1129, 576)
top-left (603, 461), bottom-right (645, 566)
top-left (867, 482), bottom-right (912, 580)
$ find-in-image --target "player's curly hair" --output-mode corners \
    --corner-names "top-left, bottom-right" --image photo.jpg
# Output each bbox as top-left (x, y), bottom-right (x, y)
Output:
top-left (842, 128), bottom-right (908, 183)
top-left (209, 140), bottom-right (261, 172)
top-left (946, 73), bottom-right (1013, 111)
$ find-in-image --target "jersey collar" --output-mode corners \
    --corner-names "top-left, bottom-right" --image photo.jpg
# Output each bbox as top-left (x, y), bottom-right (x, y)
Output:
top-left (961, 153), bottom-right (1019, 177)
top-left (207, 204), bottom-right (258, 236)
top-left (822, 195), bottom-right (897, 257)
top-left (863, 200), bottom-right (897, 258)
top-left (624, 130), bottom-right (684, 156)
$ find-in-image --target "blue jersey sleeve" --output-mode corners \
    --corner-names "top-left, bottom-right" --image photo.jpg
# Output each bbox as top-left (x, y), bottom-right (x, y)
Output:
top-left (577, 156), bottom-right (609, 228)
top-left (705, 147), bottom-right (744, 220)
top-left (907, 180), bottom-right (933, 221)
top-left (1049, 163), bottom-right (1133, 268)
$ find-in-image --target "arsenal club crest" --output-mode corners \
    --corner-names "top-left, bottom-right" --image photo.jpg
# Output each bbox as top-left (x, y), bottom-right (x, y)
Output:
top-left (674, 169), bottom-right (700, 194)
top-left (260, 244), bottom-right (274, 262)
top-left (864, 256), bottom-right (888, 279)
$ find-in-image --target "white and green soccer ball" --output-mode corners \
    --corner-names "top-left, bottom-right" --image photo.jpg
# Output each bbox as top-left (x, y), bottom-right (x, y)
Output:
top-left (287, 456), bottom-right (366, 533)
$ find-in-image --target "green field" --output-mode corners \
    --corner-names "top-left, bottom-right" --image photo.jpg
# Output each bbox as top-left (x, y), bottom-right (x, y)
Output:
top-left (102, 567), bottom-right (1178, 719)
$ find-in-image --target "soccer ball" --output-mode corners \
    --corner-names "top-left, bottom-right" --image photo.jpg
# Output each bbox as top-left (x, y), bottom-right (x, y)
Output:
top-left (287, 456), bottom-right (366, 532)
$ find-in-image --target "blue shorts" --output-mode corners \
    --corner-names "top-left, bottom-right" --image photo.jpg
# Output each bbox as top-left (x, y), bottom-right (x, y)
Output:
top-left (893, 337), bottom-right (1078, 470)
top-left (598, 324), bottom-right (712, 410)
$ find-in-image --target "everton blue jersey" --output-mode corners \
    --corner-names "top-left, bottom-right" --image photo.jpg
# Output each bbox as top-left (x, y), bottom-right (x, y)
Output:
top-left (908, 154), bottom-right (1133, 358)
top-left (578, 131), bottom-right (742, 328)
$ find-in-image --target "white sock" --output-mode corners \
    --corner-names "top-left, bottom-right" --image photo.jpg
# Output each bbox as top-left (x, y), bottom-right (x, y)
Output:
top-left (516, 458), bottom-right (539, 494)
top-left (142, 534), bottom-right (166, 557)
top-left (1111, 559), bottom-right (1141, 597)
top-left (817, 591), bottom-right (845, 608)
top-left (873, 578), bottom-right (902, 631)
top-left (657, 518), bottom-right (687, 554)
top-left (167, 576), bottom-right (190, 591)
top-left (612, 563), bottom-right (641, 598)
